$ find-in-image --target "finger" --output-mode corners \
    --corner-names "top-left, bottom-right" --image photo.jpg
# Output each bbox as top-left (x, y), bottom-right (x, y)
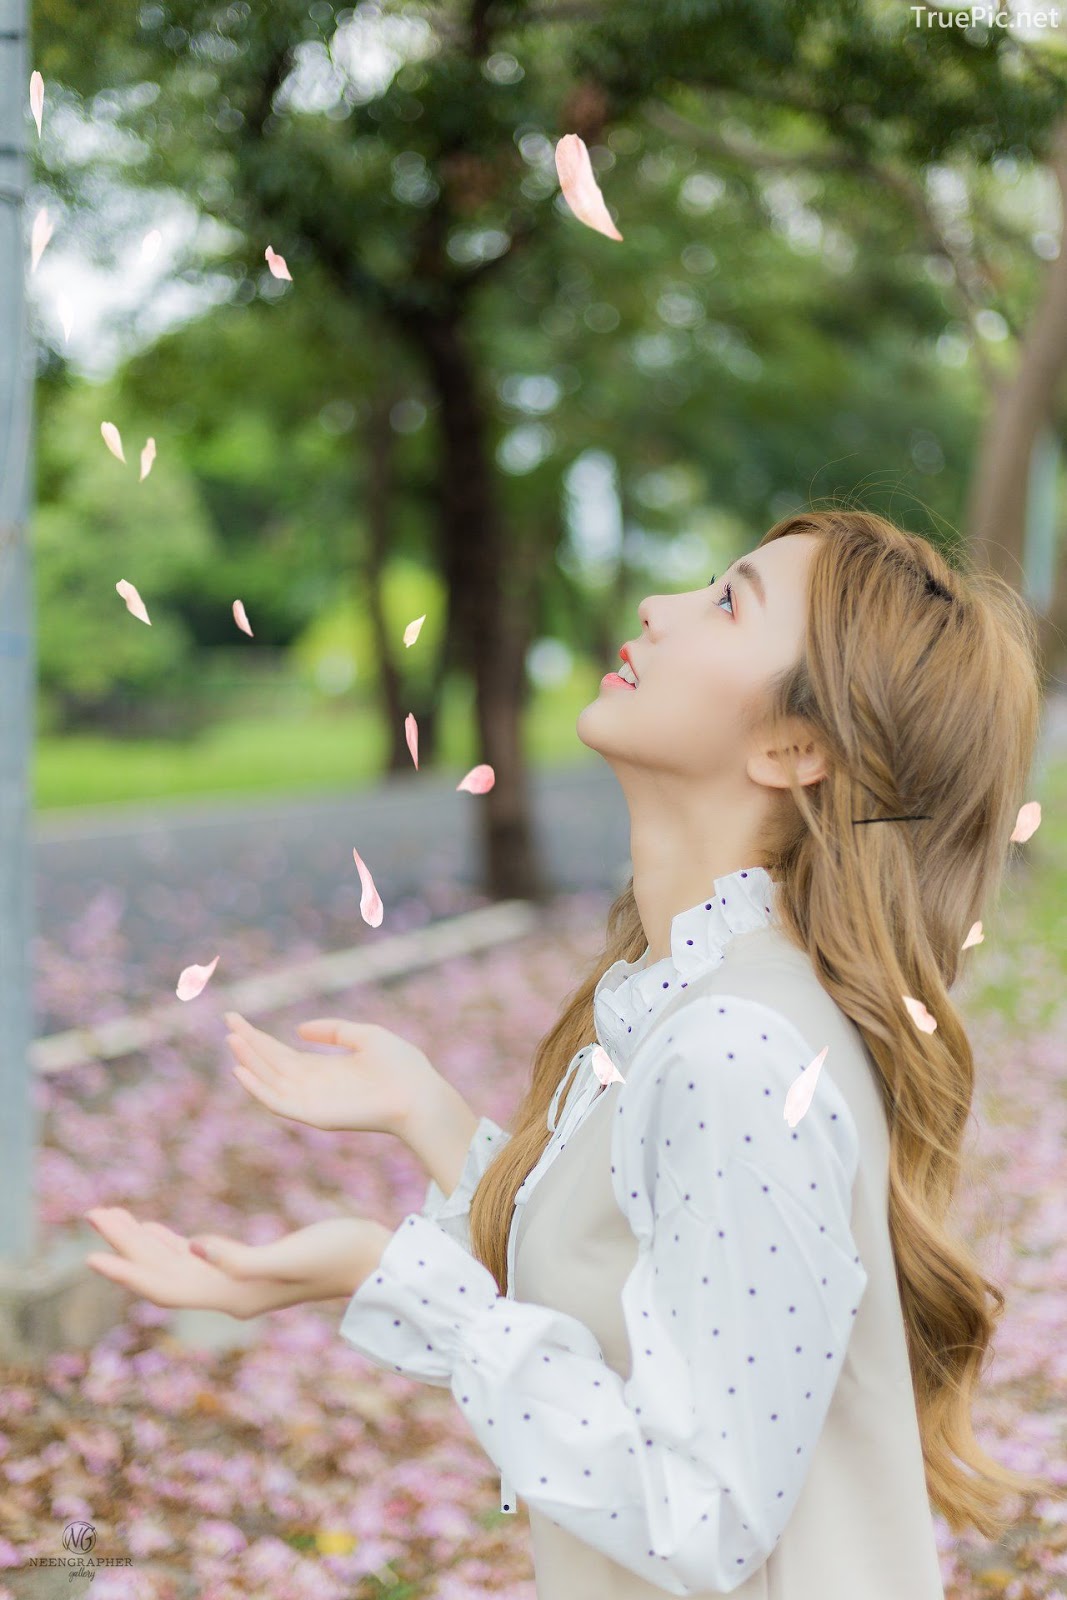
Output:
top-left (83, 1209), bottom-right (142, 1259)
top-left (229, 1060), bottom-right (294, 1119)
top-left (223, 1015), bottom-right (294, 1071)
top-left (188, 1234), bottom-right (268, 1279)
top-left (296, 1018), bottom-right (365, 1049)
top-left (226, 1034), bottom-right (286, 1090)
top-left (141, 1221), bottom-right (188, 1255)
top-left (85, 1253), bottom-right (162, 1300)
top-left (190, 1232), bottom-right (300, 1283)
top-left (86, 1210), bottom-right (176, 1268)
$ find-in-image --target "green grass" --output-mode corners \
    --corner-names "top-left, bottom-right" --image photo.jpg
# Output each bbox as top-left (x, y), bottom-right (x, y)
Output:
top-left (962, 750), bottom-right (1067, 1030)
top-left (32, 665), bottom-right (604, 812)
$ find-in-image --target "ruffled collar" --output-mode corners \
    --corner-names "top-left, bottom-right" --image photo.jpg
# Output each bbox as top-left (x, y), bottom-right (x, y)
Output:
top-left (592, 864), bottom-right (779, 1065)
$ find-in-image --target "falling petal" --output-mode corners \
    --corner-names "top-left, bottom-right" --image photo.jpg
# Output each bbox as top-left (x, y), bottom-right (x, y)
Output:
top-left (139, 437), bottom-right (156, 482)
top-left (101, 422), bottom-right (126, 464)
top-left (57, 294), bottom-right (73, 343)
top-left (902, 995), bottom-right (937, 1034)
top-left (232, 599), bottom-right (253, 637)
top-left (176, 955), bottom-right (220, 1001)
top-left (554, 134), bottom-right (624, 242)
top-left (1010, 800), bottom-right (1041, 843)
top-left (456, 764), bottom-right (495, 794)
top-left (403, 613), bottom-right (426, 648)
top-left (961, 921), bottom-right (984, 950)
top-left (30, 207), bottom-right (53, 274)
top-left (29, 71), bottom-right (43, 139)
top-left (405, 713), bottom-right (418, 771)
top-left (590, 1043), bottom-right (625, 1086)
top-left (116, 579), bottom-right (151, 626)
top-left (352, 847), bottom-right (384, 927)
top-left (265, 245), bottom-right (292, 282)
top-left (783, 1046), bottom-right (829, 1130)
top-left (141, 229), bottom-right (162, 264)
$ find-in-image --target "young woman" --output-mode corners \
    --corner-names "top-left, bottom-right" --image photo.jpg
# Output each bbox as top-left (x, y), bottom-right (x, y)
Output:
top-left (86, 509), bottom-right (1054, 1598)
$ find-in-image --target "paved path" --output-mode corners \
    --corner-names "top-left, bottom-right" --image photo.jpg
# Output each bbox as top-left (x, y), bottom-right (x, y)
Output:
top-left (30, 692), bottom-right (1067, 1028)
top-left (30, 758), bottom-right (632, 1034)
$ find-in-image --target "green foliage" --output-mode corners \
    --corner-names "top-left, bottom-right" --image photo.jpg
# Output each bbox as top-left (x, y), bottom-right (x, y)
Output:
top-left (26, 0), bottom-right (1067, 778)
top-left (289, 557), bottom-right (447, 697)
top-left (32, 381), bottom-right (220, 727)
top-left (31, 668), bottom-right (601, 809)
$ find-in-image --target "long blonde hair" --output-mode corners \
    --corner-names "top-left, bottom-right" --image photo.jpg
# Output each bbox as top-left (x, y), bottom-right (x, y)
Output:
top-left (468, 507), bottom-right (1056, 1538)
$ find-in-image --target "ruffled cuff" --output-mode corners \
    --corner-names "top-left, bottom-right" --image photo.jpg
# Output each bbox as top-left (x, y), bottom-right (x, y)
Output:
top-left (339, 1212), bottom-right (499, 1388)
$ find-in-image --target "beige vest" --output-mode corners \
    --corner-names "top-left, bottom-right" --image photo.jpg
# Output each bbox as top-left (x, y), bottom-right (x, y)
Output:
top-left (511, 924), bottom-right (946, 1600)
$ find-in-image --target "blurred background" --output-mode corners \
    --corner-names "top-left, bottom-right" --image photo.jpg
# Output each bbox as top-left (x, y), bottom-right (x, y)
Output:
top-left (21, 0), bottom-right (1067, 899)
top-left (4, 3), bottom-right (1067, 1598)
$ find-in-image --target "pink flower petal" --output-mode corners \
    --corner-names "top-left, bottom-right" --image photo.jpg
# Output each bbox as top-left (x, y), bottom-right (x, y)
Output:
top-left (265, 245), bottom-right (292, 282)
top-left (101, 422), bottom-right (126, 464)
top-left (29, 71), bottom-right (44, 139)
top-left (902, 995), bottom-right (937, 1034)
top-left (961, 920), bottom-right (983, 950)
top-left (115, 579), bottom-right (151, 626)
top-left (232, 599), bottom-right (254, 637)
top-left (141, 229), bottom-right (162, 264)
top-left (352, 847), bottom-right (384, 927)
top-left (139, 437), bottom-right (156, 482)
top-left (456, 764), bottom-right (495, 794)
top-left (783, 1046), bottom-right (829, 1130)
top-left (554, 134), bottom-right (623, 242)
top-left (405, 713), bottom-right (418, 771)
top-left (403, 614), bottom-right (426, 648)
top-left (1010, 800), bottom-right (1041, 843)
top-left (590, 1043), bottom-right (625, 1086)
top-left (30, 206), bottom-right (53, 274)
top-left (176, 955), bottom-right (220, 1001)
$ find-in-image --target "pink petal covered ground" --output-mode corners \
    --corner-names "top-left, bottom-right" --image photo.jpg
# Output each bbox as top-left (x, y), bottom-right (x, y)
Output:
top-left (2, 883), bottom-right (1064, 1599)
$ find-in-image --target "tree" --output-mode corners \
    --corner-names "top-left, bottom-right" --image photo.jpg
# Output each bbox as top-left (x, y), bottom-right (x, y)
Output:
top-left (31, 0), bottom-right (1067, 893)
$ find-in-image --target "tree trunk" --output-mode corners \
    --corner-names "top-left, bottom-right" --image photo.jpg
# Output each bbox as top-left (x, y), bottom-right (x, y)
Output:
top-left (409, 309), bottom-right (548, 902)
top-left (1036, 524), bottom-right (1067, 694)
top-left (962, 115), bottom-right (1067, 693)
top-left (362, 377), bottom-right (442, 772)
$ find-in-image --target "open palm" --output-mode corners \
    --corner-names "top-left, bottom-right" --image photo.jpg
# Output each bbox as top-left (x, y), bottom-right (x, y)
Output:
top-left (85, 1207), bottom-right (289, 1319)
top-left (223, 1011), bottom-right (435, 1135)
top-left (85, 1208), bottom-right (390, 1319)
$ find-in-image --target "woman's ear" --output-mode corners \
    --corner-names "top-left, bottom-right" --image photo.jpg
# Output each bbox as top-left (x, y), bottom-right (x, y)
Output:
top-left (745, 716), bottom-right (828, 795)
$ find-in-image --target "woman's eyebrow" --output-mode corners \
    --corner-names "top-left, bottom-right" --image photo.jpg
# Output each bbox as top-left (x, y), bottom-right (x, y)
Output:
top-left (734, 558), bottom-right (766, 609)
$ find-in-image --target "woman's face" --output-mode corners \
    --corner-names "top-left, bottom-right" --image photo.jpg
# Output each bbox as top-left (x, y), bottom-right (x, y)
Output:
top-left (576, 533), bottom-right (819, 781)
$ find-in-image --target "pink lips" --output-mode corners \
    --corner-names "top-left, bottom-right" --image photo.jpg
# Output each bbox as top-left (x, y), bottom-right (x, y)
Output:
top-left (601, 673), bottom-right (636, 691)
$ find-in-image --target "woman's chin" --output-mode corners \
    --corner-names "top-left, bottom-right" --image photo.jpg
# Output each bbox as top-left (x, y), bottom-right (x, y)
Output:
top-left (575, 694), bottom-right (627, 749)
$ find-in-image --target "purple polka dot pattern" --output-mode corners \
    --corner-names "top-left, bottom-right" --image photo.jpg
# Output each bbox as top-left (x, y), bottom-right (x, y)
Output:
top-left (337, 864), bottom-right (869, 1594)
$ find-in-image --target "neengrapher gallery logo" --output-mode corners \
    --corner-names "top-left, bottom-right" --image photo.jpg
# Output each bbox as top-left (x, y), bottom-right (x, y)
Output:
top-left (911, 5), bottom-right (1062, 24)
top-left (22, 1521), bottom-right (135, 1584)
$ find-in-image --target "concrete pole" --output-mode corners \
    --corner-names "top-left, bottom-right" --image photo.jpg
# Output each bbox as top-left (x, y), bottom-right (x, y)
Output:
top-left (0, 0), bottom-right (37, 1266)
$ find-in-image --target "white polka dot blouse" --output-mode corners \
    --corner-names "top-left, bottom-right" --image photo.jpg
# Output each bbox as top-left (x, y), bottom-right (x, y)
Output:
top-left (339, 865), bottom-right (869, 1594)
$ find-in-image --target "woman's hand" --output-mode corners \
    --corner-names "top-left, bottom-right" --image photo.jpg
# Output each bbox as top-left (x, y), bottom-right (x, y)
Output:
top-left (222, 1011), bottom-right (439, 1137)
top-left (84, 1207), bottom-right (394, 1320)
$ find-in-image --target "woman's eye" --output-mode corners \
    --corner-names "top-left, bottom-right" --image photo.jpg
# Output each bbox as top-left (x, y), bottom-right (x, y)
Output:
top-left (707, 576), bottom-right (733, 614)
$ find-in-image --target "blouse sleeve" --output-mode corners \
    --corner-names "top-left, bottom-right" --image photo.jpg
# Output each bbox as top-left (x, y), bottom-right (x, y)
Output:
top-left (339, 996), bottom-right (868, 1595)
top-left (418, 1116), bottom-right (511, 1254)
